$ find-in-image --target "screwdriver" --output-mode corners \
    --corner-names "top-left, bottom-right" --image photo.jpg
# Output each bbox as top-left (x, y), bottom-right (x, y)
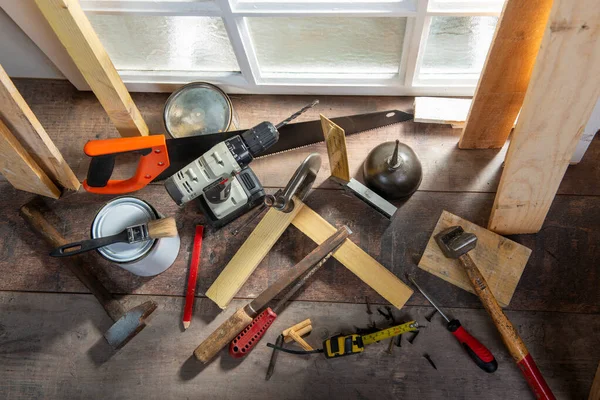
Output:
top-left (407, 275), bottom-right (498, 373)
top-left (229, 240), bottom-right (345, 358)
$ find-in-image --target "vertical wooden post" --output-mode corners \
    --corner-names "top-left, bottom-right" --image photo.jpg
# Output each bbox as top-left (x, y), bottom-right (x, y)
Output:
top-left (35, 0), bottom-right (149, 137)
top-left (489, 0), bottom-right (600, 234)
top-left (0, 65), bottom-right (80, 190)
top-left (458, 0), bottom-right (553, 149)
top-left (0, 120), bottom-right (61, 199)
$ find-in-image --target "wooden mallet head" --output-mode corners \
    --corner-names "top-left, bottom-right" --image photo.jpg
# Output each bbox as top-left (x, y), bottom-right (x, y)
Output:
top-left (435, 226), bottom-right (477, 259)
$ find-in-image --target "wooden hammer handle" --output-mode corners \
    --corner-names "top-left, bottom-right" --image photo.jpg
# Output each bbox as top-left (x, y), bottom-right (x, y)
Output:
top-left (458, 253), bottom-right (555, 400)
top-left (20, 203), bottom-right (125, 321)
top-left (194, 307), bottom-right (253, 363)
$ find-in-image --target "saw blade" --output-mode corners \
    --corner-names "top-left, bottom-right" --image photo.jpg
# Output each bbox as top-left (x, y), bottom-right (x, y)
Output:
top-left (157, 110), bottom-right (413, 180)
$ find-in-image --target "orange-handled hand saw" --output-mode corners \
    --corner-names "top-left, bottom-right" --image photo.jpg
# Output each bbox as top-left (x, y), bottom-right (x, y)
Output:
top-left (83, 135), bottom-right (169, 194)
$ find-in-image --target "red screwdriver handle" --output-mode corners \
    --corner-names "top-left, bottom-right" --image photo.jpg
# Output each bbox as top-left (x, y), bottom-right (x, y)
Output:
top-left (229, 308), bottom-right (277, 358)
top-left (448, 319), bottom-right (498, 373)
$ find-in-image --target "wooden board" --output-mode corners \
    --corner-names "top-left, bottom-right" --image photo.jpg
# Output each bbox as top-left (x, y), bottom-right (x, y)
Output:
top-left (205, 203), bottom-right (305, 309)
top-left (1, 292), bottom-right (598, 400)
top-left (590, 363), bottom-right (600, 400)
top-left (0, 120), bottom-right (60, 199)
top-left (34, 0), bottom-right (148, 137)
top-left (459, 0), bottom-right (553, 149)
top-left (291, 201), bottom-right (413, 309)
top-left (414, 97), bottom-right (472, 128)
top-left (419, 210), bottom-right (531, 307)
top-left (0, 65), bottom-right (79, 190)
top-left (489, 0), bottom-right (600, 234)
top-left (321, 114), bottom-right (350, 182)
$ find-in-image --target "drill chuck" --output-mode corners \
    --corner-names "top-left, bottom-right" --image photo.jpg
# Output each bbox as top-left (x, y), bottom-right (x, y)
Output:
top-left (241, 121), bottom-right (279, 157)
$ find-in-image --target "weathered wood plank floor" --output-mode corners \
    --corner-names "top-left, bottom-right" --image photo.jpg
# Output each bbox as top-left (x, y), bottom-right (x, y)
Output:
top-left (0, 79), bottom-right (598, 399)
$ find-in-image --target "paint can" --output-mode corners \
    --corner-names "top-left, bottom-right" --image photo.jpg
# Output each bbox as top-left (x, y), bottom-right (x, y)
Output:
top-left (91, 197), bottom-right (180, 277)
top-left (163, 82), bottom-right (238, 138)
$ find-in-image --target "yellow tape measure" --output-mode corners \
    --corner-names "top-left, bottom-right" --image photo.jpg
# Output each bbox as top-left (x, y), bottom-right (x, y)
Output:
top-left (323, 321), bottom-right (418, 358)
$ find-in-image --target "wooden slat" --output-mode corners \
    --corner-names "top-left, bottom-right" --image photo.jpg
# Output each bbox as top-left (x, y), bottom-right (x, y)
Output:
top-left (0, 65), bottom-right (79, 190)
top-left (458, 0), bottom-right (553, 149)
top-left (489, 0), bottom-right (600, 234)
top-left (414, 97), bottom-right (472, 128)
top-left (590, 363), bottom-right (600, 400)
top-left (205, 203), bottom-right (305, 309)
top-left (291, 202), bottom-right (413, 309)
top-left (321, 114), bottom-right (350, 182)
top-left (418, 211), bottom-right (531, 307)
top-left (0, 119), bottom-right (60, 198)
top-left (34, 0), bottom-right (148, 137)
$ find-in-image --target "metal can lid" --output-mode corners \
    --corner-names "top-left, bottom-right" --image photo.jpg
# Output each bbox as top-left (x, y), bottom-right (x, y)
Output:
top-left (91, 197), bottom-right (158, 263)
top-left (163, 82), bottom-right (233, 138)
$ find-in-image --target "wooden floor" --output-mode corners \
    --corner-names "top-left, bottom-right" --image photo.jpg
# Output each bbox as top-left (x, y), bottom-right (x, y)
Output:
top-left (1, 79), bottom-right (599, 399)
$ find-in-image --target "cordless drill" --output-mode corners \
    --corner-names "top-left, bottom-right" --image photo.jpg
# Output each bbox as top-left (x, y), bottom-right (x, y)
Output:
top-left (164, 101), bottom-right (318, 228)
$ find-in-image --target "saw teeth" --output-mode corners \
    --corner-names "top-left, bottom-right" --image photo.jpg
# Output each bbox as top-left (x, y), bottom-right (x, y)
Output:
top-left (255, 122), bottom-right (403, 159)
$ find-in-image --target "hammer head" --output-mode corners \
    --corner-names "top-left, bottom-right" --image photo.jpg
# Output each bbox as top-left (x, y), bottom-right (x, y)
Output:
top-left (104, 300), bottom-right (157, 349)
top-left (435, 226), bottom-right (477, 259)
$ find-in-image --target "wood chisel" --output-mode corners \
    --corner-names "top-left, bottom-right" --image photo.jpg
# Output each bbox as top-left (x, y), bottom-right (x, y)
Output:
top-left (193, 226), bottom-right (350, 363)
top-left (229, 239), bottom-right (344, 358)
top-left (408, 275), bottom-right (498, 373)
top-left (266, 321), bottom-right (418, 358)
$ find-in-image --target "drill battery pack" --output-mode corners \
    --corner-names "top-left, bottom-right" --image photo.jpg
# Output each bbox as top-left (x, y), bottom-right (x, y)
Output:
top-left (196, 167), bottom-right (265, 229)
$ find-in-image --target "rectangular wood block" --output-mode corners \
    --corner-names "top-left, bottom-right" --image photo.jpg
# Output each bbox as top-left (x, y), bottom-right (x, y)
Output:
top-left (418, 210), bottom-right (531, 307)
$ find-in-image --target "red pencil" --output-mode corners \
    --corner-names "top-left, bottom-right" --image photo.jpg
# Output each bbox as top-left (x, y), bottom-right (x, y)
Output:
top-left (183, 225), bottom-right (204, 330)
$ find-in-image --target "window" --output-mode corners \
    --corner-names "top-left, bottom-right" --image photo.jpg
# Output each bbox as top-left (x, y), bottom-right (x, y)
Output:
top-left (24, 0), bottom-right (508, 95)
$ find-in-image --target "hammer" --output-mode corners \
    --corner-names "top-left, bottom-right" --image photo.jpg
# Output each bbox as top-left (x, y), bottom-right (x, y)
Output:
top-left (20, 199), bottom-right (157, 350)
top-left (435, 226), bottom-right (555, 400)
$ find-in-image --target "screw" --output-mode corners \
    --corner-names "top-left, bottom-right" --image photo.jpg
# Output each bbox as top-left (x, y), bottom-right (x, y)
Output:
top-left (365, 296), bottom-right (373, 315)
top-left (407, 330), bottom-right (420, 344)
top-left (423, 353), bottom-right (437, 370)
top-left (425, 309), bottom-right (438, 322)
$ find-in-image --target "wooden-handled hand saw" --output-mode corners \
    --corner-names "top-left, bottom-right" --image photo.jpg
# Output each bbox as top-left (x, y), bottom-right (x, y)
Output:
top-left (82, 110), bottom-right (413, 194)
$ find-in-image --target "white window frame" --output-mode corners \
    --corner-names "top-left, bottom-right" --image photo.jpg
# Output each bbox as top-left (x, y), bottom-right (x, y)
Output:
top-left (3, 0), bottom-right (505, 96)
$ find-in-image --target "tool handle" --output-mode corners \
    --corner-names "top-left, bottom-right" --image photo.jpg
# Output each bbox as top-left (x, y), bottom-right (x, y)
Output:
top-left (82, 135), bottom-right (169, 194)
top-left (194, 307), bottom-right (254, 363)
top-left (20, 202), bottom-right (125, 321)
top-left (183, 226), bottom-right (204, 327)
top-left (458, 254), bottom-right (555, 399)
top-left (229, 307), bottom-right (277, 358)
top-left (448, 320), bottom-right (498, 373)
top-left (49, 233), bottom-right (124, 257)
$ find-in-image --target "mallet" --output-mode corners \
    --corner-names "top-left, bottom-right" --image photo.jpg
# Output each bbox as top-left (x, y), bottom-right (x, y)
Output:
top-left (20, 199), bottom-right (157, 350)
top-left (435, 226), bottom-right (555, 400)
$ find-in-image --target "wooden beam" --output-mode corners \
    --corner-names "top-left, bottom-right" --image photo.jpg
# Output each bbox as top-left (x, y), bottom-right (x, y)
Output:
top-left (458, 0), bottom-right (553, 149)
top-left (0, 119), bottom-right (60, 198)
top-left (34, 0), bottom-right (148, 137)
top-left (205, 203), bottom-right (305, 309)
top-left (489, 0), bottom-right (600, 234)
top-left (590, 363), bottom-right (600, 400)
top-left (321, 115), bottom-right (350, 182)
top-left (291, 202), bottom-right (413, 309)
top-left (0, 65), bottom-right (79, 190)
top-left (418, 211), bottom-right (531, 307)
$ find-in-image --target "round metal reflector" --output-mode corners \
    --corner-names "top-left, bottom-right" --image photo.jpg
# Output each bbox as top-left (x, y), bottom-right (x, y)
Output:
top-left (163, 82), bottom-right (234, 138)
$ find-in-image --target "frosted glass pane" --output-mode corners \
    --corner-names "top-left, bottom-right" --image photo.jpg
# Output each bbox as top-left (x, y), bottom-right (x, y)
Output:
top-left (421, 16), bottom-right (498, 73)
top-left (87, 15), bottom-right (239, 72)
top-left (248, 17), bottom-right (406, 74)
